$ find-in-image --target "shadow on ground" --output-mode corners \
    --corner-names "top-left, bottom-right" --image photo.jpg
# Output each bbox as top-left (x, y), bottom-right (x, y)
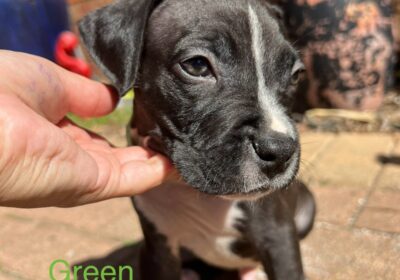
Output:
top-left (73, 243), bottom-right (141, 280)
top-left (377, 154), bottom-right (400, 165)
top-left (73, 242), bottom-right (239, 280)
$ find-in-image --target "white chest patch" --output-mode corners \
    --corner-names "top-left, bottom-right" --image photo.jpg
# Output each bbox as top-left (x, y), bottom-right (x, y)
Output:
top-left (134, 181), bottom-right (258, 269)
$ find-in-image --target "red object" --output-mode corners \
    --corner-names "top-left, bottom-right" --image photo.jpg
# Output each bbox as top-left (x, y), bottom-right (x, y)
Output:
top-left (54, 31), bottom-right (91, 77)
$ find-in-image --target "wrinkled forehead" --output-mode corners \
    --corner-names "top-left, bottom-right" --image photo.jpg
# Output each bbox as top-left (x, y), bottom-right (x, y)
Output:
top-left (147, 0), bottom-right (296, 69)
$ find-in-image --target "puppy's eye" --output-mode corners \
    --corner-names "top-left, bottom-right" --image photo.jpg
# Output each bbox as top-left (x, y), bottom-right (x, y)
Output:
top-left (180, 56), bottom-right (212, 77)
top-left (290, 69), bottom-right (305, 85)
top-left (290, 60), bottom-right (305, 86)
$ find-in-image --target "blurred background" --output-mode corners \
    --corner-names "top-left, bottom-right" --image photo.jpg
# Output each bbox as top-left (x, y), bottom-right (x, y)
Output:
top-left (0, 0), bottom-right (399, 279)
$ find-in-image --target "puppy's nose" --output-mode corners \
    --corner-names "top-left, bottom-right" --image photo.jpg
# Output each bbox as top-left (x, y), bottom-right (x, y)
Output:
top-left (252, 132), bottom-right (297, 169)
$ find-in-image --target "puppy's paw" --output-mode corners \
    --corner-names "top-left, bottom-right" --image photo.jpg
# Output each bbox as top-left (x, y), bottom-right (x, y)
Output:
top-left (240, 267), bottom-right (268, 280)
top-left (181, 269), bottom-right (200, 280)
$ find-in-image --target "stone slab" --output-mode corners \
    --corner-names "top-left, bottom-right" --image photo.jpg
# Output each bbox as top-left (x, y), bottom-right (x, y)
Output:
top-left (301, 225), bottom-right (400, 280)
top-left (375, 140), bottom-right (400, 192)
top-left (299, 133), bottom-right (335, 182)
top-left (308, 134), bottom-right (394, 189)
top-left (355, 207), bottom-right (400, 233)
top-left (0, 198), bottom-right (138, 242)
top-left (0, 215), bottom-right (120, 280)
top-left (311, 187), bottom-right (367, 226)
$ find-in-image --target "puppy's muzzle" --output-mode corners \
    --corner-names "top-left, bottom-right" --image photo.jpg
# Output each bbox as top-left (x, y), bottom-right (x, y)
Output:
top-left (251, 131), bottom-right (297, 176)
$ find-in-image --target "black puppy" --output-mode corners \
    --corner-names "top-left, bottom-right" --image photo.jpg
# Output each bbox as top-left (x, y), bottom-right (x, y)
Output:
top-left (79, 0), bottom-right (316, 279)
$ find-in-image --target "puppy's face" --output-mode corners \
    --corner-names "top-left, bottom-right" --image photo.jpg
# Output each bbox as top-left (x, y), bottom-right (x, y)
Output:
top-left (80, 0), bottom-right (304, 197)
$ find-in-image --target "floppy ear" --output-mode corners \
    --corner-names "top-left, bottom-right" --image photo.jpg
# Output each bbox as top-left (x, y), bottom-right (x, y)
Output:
top-left (267, 4), bottom-right (287, 37)
top-left (79, 0), bottom-right (157, 95)
top-left (269, 5), bottom-right (284, 21)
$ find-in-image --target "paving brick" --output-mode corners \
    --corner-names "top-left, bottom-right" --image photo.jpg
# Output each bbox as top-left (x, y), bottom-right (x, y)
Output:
top-left (0, 270), bottom-right (23, 280)
top-left (308, 134), bottom-right (394, 189)
top-left (376, 166), bottom-right (400, 191)
top-left (355, 207), bottom-right (400, 233)
top-left (311, 187), bottom-right (367, 226)
top-left (300, 133), bottom-right (336, 163)
top-left (375, 141), bottom-right (400, 191)
top-left (299, 133), bottom-right (335, 182)
top-left (367, 190), bottom-right (400, 211)
top-left (99, 213), bottom-right (143, 243)
top-left (0, 216), bottom-right (120, 280)
top-left (301, 225), bottom-right (400, 280)
top-left (0, 266), bottom-right (29, 280)
top-left (0, 198), bottom-right (137, 241)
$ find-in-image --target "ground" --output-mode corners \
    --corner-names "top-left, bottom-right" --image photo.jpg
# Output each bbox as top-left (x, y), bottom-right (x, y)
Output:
top-left (0, 102), bottom-right (399, 280)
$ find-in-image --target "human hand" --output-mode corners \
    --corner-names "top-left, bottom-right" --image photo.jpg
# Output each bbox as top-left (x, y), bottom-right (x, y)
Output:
top-left (0, 50), bottom-right (171, 208)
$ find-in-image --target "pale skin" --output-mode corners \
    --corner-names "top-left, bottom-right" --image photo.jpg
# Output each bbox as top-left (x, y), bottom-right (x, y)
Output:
top-left (0, 50), bottom-right (172, 208)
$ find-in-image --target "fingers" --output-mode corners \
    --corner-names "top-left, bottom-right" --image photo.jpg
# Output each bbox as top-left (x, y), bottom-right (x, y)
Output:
top-left (58, 118), bottom-right (174, 199)
top-left (59, 69), bottom-right (119, 117)
top-left (50, 54), bottom-right (119, 118)
top-left (69, 138), bottom-right (172, 201)
top-left (0, 50), bottom-right (119, 122)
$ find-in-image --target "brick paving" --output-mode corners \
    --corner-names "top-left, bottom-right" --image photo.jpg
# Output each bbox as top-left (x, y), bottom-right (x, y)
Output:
top-left (298, 132), bottom-right (400, 279)
top-left (0, 131), bottom-right (399, 279)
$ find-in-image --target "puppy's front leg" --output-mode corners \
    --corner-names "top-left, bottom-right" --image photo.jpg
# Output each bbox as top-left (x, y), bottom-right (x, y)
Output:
top-left (139, 245), bottom-right (181, 280)
top-left (243, 192), bottom-right (305, 280)
top-left (240, 267), bottom-right (268, 280)
top-left (136, 210), bottom-right (182, 280)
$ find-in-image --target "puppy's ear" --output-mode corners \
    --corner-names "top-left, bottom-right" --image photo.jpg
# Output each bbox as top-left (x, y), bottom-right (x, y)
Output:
top-left (79, 0), bottom-right (158, 95)
top-left (269, 5), bottom-right (284, 22)
top-left (267, 4), bottom-right (287, 36)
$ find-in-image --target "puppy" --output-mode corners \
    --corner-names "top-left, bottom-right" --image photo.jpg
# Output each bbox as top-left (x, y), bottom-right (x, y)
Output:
top-left (79, 0), bottom-right (316, 279)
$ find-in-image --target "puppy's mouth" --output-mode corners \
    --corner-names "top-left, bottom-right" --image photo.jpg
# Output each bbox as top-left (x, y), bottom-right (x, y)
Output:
top-left (220, 187), bottom-right (274, 201)
top-left (144, 135), bottom-right (299, 197)
top-left (223, 160), bottom-right (299, 199)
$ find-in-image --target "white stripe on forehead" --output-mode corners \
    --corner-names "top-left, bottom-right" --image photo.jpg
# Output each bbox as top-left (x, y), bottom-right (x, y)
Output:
top-left (248, 4), bottom-right (290, 135)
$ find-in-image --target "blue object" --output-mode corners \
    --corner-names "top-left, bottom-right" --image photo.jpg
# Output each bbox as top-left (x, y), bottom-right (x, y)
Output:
top-left (0, 0), bottom-right (70, 61)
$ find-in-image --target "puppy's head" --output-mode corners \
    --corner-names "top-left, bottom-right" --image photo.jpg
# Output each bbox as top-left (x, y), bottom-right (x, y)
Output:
top-left (79, 0), bottom-right (304, 197)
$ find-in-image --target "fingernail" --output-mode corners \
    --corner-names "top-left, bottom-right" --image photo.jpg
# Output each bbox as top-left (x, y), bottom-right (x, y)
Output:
top-left (150, 156), bottom-right (173, 172)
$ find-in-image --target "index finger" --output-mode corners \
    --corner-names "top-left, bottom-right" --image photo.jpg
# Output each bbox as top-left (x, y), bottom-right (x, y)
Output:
top-left (58, 67), bottom-right (119, 118)
top-left (0, 50), bottom-right (119, 123)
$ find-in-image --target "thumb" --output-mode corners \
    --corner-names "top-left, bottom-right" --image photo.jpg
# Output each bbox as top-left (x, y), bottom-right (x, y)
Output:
top-left (117, 154), bottom-right (173, 196)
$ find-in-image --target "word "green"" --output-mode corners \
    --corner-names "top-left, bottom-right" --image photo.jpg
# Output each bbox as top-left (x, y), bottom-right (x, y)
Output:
top-left (49, 259), bottom-right (133, 280)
